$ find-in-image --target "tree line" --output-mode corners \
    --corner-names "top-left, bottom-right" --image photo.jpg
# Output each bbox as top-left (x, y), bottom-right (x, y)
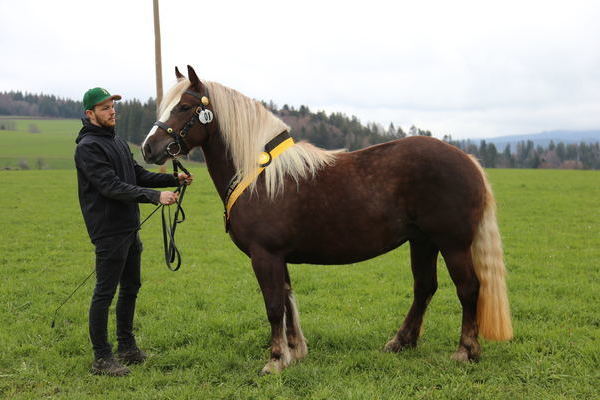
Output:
top-left (1, 90), bottom-right (599, 169)
top-left (444, 135), bottom-right (600, 170)
top-left (0, 91), bottom-right (81, 118)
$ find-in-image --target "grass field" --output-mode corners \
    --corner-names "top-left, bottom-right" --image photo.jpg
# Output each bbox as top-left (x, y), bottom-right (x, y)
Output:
top-left (0, 120), bottom-right (598, 398)
top-left (0, 118), bottom-right (164, 170)
top-left (0, 118), bottom-right (81, 170)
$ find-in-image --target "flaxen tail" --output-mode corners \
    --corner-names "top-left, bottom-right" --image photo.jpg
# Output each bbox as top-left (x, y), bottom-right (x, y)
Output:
top-left (469, 156), bottom-right (513, 341)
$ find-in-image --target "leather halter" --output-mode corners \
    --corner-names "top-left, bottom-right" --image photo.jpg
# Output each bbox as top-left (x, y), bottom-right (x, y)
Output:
top-left (153, 89), bottom-right (211, 157)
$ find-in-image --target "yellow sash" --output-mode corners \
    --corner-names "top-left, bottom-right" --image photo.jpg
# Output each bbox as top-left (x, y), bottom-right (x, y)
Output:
top-left (225, 137), bottom-right (295, 220)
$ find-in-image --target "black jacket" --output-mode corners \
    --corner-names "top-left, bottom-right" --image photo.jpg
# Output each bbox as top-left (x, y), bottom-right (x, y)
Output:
top-left (75, 118), bottom-right (178, 242)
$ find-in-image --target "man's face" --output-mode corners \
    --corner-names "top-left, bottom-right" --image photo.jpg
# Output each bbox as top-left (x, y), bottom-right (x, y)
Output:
top-left (86, 100), bottom-right (116, 128)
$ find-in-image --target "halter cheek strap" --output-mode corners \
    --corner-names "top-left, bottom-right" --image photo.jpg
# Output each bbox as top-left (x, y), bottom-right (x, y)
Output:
top-left (153, 120), bottom-right (189, 156)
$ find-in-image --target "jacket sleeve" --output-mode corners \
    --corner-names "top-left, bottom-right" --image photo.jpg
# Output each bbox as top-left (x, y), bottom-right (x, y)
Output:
top-left (75, 142), bottom-right (161, 204)
top-left (133, 159), bottom-right (179, 188)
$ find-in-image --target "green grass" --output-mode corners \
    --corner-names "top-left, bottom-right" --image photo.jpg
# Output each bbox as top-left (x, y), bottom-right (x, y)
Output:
top-left (0, 119), bottom-right (81, 169)
top-left (0, 118), bottom-right (180, 171)
top-left (0, 167), bottom-right (598, 399)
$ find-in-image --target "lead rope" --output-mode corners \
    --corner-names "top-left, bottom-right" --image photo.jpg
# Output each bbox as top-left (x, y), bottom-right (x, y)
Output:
top-left (161, 159), bottom-right (190, 271)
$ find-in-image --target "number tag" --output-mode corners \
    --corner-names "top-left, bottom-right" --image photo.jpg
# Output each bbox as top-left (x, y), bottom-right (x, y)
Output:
top-left (198, 109), bottom-right (214, 124)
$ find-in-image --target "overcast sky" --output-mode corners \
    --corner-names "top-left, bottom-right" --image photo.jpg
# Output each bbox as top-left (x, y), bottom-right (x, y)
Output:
top-left (1, 0), bottom-right (599, 139)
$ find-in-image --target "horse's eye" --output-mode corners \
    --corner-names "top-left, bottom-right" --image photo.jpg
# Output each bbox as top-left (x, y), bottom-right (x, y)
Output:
top-left (179, 104), bottom-right (191, 112)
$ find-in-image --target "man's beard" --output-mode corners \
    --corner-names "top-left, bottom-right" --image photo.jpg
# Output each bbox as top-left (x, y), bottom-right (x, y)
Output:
top-left (95, 113), bottom-right (116, 129)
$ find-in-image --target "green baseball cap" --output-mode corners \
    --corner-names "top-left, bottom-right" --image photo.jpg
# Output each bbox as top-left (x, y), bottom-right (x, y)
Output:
top-left (83, 87), bottom-right (122, 110)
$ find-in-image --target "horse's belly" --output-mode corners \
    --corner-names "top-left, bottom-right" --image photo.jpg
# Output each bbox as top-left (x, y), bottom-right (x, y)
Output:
top-left (285, 219), bottom-right (411, 265)
top-left (286, 243), bottom-right (406, 265)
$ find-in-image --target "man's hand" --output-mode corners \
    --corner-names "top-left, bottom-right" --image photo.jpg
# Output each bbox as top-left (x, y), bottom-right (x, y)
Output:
top-left (177, 173), bottom-right (193, 186)
top-left (160, 191), bottom-right (179, 205)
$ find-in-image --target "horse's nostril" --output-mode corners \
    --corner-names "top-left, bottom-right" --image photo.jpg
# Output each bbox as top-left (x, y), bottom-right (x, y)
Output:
top-left (144, 143), bottom-right (152, 158)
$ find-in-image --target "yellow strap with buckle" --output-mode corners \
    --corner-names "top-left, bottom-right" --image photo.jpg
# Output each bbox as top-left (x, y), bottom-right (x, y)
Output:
top-left (225, 137), bottom-right (295, 220)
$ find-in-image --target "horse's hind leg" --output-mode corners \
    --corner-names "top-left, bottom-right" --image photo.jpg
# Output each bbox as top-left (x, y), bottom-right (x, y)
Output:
top-left (441, 246), bottom-right (481, 362)
top-left (284, 266), bottom-right (308, 361)
top-left (385, 239), bottom-right (438, 352)
top-left (250, 249), bottom-right (291, 374)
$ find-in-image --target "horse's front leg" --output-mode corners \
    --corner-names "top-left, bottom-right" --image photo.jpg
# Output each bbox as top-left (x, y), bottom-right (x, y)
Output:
top-left (251, 248), bottom-right (292, 374)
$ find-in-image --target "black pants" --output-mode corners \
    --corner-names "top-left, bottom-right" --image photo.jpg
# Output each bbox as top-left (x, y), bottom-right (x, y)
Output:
top-left (89, 233), bottom-right (142, 359)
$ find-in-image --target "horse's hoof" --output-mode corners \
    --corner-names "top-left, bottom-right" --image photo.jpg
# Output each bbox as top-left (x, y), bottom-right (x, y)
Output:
top-left (383, 339), bottom-right (415, 353)
top-left (289, 341), bottom-right (308, 361)
top-left (260, 349), bottom-right (292, 375)
top-left (451, 348), bottom-right (479, 362)
top-left (451, 348), bottom-right (469, 362)
top-left (260, 359), bottom-right (284, 375)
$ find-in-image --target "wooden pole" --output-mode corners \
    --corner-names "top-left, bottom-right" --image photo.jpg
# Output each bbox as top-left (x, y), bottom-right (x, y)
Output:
top-left (153, 0), bottom-right (163, 116)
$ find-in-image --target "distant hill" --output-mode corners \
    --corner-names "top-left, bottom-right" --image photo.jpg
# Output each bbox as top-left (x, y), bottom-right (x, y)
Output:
top-left (478, 130), bottom-right (600, 151)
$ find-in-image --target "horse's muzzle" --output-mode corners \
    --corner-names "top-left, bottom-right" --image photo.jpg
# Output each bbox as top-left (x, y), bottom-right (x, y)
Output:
top-left (142, 142), bottom-right (169, 165)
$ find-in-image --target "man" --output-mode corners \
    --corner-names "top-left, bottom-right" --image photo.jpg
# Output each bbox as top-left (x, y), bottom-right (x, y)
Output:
top-left (74, 87), bottom-right (192, 376)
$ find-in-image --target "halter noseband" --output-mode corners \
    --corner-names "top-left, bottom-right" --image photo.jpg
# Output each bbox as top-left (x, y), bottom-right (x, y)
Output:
top-left (153, 89), bottom-right (213, 157)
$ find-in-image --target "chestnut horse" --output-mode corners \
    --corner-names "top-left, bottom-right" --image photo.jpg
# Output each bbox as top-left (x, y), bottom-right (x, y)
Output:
top-left (142, 66), bottom-right (512, 374)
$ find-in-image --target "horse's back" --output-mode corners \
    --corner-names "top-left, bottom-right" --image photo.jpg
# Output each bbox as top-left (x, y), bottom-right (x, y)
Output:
top-left (328, 136), bottom-right (486, 228)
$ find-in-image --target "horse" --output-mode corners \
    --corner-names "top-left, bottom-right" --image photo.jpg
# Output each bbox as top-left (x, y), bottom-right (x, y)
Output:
top-left (141, 65), bottom-right (513, 374)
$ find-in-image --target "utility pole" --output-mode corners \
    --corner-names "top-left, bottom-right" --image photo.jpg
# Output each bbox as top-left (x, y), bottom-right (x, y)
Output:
top-left (153, 0), bottom-right (163, 116)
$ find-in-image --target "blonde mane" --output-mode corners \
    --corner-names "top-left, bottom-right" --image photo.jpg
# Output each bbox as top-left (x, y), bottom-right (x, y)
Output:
top-left (157, 78), bottom-right (192, 122)
top-left (161, 78), bottom-right (340, 197)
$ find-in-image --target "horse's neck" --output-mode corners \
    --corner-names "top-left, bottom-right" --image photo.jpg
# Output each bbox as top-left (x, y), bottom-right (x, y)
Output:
top-left (201, 131), bottom-right (237, 204)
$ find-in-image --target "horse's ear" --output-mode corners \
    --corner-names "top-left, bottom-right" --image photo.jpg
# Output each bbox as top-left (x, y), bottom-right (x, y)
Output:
top-left (175, 66), bottom-right (184, 80)
top-left (187, 65), bottom-right (203, 89)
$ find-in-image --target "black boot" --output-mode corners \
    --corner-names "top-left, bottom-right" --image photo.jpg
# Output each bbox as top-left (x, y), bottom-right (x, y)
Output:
top-left (91, 356), bottom-right (130, 377)
top-left (116, 346), bottom-right (148, 365)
